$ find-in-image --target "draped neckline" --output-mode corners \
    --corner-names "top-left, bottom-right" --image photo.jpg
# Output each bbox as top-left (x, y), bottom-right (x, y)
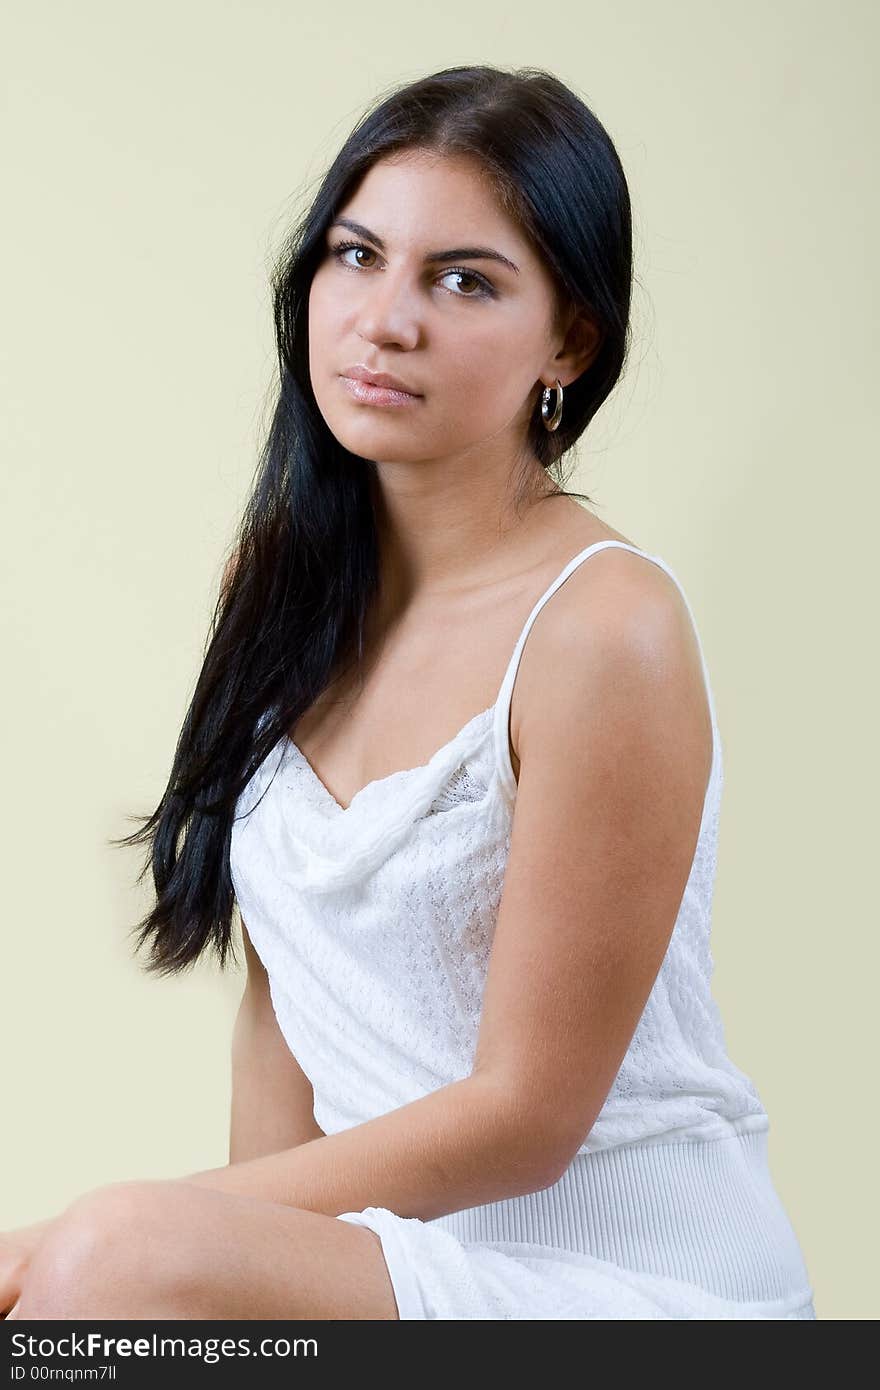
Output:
top-left (284, 703), bottom-right (497, 815)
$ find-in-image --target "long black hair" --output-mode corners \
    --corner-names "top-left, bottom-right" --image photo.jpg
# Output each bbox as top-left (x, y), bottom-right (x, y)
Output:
top-left (111, 64), bottom-right (634, 978)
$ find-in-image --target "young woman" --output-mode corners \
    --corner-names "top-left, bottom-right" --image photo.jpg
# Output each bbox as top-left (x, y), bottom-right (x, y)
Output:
top-left (3, 64), bottom-right (816, 1320)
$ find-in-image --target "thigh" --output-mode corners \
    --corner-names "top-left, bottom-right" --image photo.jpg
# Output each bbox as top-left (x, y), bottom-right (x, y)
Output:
top-left (15, 1181), bottom-right (400, 1321)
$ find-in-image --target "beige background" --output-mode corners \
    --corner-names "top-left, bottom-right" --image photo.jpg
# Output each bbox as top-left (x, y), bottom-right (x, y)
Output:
top-left (2, 1), bottom-right (876, 1321)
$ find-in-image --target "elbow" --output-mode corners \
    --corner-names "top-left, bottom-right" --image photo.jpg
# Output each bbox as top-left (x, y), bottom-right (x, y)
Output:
top-left (474, 1074), bottom-right (584, 1192)
top-left (509, 1128), bottom-right (576, 1196)
top-left (538, 1108), bottom-right (597, 1183)
top-left (527, 1128), bottom-right (583, 1190)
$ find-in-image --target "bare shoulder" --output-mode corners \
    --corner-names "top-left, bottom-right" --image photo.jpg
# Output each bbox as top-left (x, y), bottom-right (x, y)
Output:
top-left (510, 545), bottom-right (713, 796)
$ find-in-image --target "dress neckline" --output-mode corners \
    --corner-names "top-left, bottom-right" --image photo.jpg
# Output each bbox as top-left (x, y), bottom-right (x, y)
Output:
top-left (284, 703), bottom-right (496, 815)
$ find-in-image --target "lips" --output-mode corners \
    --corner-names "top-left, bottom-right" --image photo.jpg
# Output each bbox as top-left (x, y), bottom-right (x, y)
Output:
top-left (341, 364), bottom-right (422, 395)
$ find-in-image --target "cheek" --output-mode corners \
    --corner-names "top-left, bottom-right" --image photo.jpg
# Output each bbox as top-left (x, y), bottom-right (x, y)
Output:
top-left (445, 312), bottom-right (522, 373)
top-left (446, 333), bottom-right (532, 413)
top-left (307, 277), bottom-right (338, 357)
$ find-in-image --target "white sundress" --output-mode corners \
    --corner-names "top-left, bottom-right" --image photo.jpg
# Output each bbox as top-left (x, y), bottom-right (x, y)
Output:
top-left (229, 539), bottom-right (817, 1320)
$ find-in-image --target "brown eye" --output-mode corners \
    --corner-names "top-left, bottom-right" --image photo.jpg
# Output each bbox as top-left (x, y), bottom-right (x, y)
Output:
top-left (438, 269), bottom-right (489, 298)
top-left (332, 241), bottom-right (377, 268)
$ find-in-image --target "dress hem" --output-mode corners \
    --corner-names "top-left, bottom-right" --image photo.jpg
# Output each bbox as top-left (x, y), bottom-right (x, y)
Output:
top-left (337, 1207), bottom-right (427, 1319)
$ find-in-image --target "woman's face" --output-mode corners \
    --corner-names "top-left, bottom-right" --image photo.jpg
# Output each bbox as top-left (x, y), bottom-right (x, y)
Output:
top-left (308, 150), bottom-right (586, 467)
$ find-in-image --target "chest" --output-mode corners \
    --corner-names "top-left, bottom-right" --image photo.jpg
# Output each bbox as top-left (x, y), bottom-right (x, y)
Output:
top-left (288, 609), bottom-right (524, 812)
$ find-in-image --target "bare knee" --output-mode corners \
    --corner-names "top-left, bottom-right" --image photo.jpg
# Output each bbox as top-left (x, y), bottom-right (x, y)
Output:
top-left (15, 1183), bottom-right (165, 1319)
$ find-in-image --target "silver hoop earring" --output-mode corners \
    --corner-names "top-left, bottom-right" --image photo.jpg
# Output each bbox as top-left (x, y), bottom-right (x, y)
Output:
top-left (541, 378), bottom-right (564, 432)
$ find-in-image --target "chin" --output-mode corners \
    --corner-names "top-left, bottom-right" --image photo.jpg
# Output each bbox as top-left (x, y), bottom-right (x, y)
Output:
top-left (329, 414), bottom-right (425, 447)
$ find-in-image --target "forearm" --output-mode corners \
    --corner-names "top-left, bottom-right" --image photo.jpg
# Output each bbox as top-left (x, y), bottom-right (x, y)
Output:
top-left (181, 1073), bottom-right (563, 1221)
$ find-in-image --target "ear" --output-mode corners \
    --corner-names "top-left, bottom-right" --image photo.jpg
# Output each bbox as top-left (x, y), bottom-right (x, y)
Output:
top-left (545, 306), bottom-right (603, 388)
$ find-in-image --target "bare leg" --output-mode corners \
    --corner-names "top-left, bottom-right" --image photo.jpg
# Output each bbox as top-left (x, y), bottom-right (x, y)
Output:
top-left (11, 1181), bottom-right (400, 1320)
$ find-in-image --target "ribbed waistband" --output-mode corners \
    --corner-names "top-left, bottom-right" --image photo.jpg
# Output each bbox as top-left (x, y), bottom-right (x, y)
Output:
top-left (429, 1120), bottom-right (814, 1306)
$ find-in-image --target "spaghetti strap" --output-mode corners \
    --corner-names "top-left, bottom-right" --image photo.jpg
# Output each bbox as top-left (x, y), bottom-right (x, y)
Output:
top-left (491, 539), bottom-right (722, 804)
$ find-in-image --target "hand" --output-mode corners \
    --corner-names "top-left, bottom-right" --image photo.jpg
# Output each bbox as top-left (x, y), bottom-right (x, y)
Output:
top-left (1, 1218), bottom-right (58, 1320)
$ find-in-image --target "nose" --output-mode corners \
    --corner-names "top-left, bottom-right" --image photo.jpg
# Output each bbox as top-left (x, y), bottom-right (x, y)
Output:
top-left (354, 270), bottom-right (420, 351)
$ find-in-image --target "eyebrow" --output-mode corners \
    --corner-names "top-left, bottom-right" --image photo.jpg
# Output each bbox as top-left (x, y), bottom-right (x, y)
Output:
top-left (328, 218), bottom-right (520, 275)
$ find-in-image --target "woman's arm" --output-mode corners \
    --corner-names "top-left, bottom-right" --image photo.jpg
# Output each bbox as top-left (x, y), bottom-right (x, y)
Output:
top-left (230, 921), bottom-right (326, 1162)
top-left (176, 555), bottom-right (712, 1222)
top-left (223, 536), bottom-right (325, 1157)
